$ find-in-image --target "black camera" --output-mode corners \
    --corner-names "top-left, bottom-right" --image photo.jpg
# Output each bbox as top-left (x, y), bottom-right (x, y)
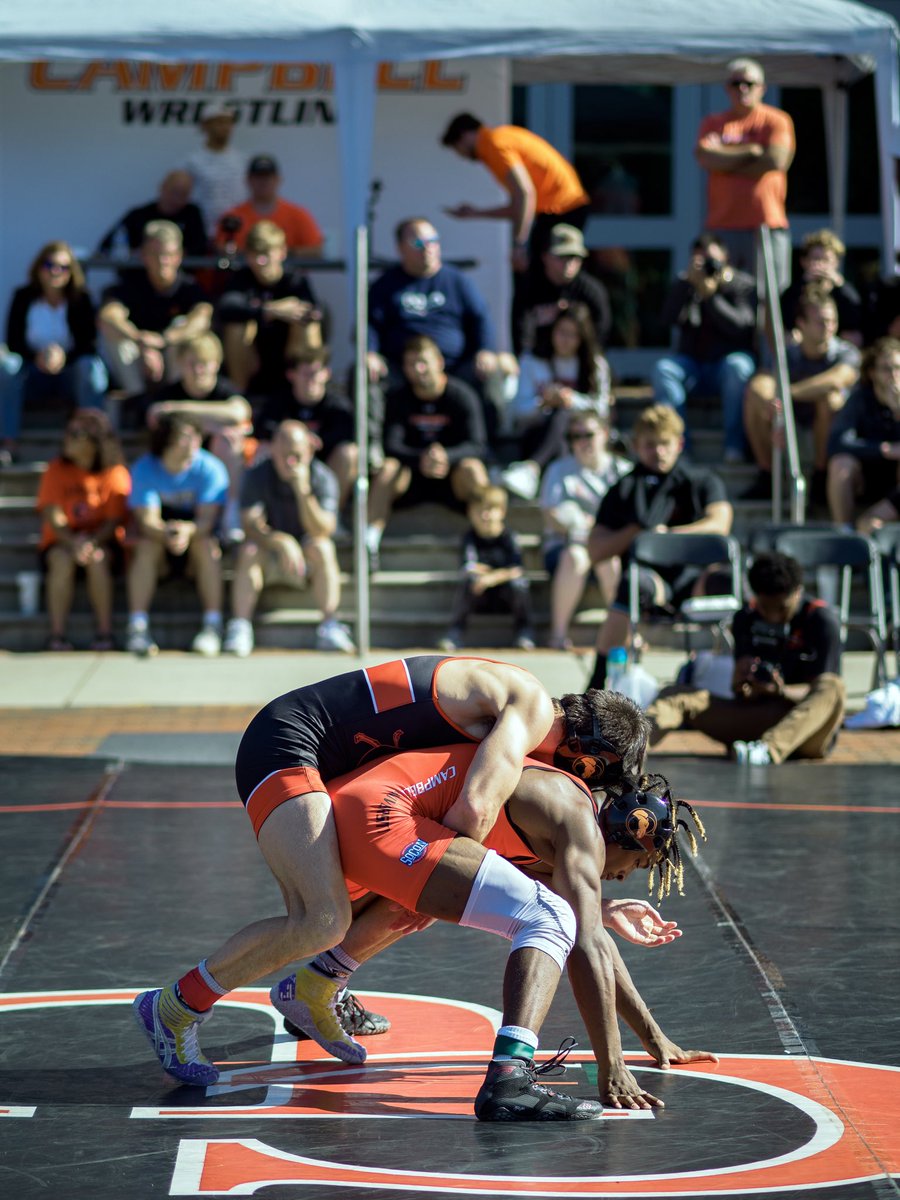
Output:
top-left (702, 255), bottom-right (722, 278)
top-left (751, 659), bottom-right (778, 683)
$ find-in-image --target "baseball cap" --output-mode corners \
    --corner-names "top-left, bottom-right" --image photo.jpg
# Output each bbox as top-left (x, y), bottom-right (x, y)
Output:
top-left (548, 224), bottom-right (587, 258)
top-left (248, 155), bottom-right (279, 176)
top-left (201, 101), bottom-right (236, 122)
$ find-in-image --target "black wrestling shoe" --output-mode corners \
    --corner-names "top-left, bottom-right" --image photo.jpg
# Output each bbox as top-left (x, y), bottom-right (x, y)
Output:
top-left (282, 990), bottom-right (391, 1040)
top-left (474, 1037), bottom-right (604, 1122)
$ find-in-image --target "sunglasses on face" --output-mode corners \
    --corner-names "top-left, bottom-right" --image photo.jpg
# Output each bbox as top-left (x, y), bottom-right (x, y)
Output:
top-left (569, 430), bottom-right (599, 441)
top-left (42, 260), bottom-right (71, 272)
top-left (728, 78), bottom-right (759, 89)
top-left (408, 236), bottom-right (439, 250)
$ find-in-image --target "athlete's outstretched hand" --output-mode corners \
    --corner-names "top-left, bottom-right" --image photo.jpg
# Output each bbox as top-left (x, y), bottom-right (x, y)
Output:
top-left (641, 1031), bottom-right (719, 1071)
top-left (600, 1062), bottom-right (664, 1109)
top-left (601, 898), bottom-right (682, 947)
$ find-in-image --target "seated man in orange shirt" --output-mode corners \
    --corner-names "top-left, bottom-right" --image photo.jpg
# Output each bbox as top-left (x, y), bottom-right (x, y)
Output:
top-left (440, 113), bottom-right (589, 275)
top-left (695, 58), bottom-right (796, 292)
top-left (216, 155), bottom-right (323, 258)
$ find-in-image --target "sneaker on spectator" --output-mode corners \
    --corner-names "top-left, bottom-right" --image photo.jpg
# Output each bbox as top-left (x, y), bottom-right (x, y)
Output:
top-left (192, 623), bottom-right (222, 657)
top-left (515, 629), bottom-right (536, 651)
top-left (223, 618), bottom-right (254, 658)
top-left (127, 622), bottom-right (158, 658)
top-left (732, 739), bottom-right (773, 765)
top-left (316, 618), bottom-right (356, 653)
top-left (501, 460), bottom-right (540, 501)
top-left (438, 628), bottom-right (463, 653)
top-left (548, 633), bottom-right (574, 651)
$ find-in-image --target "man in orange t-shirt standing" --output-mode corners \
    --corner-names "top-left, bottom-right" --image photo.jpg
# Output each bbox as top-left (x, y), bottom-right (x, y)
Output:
top-left (695, 58), bottom-right (795, 293)
top-left (441, 113), bottom-right (590, 275)
top-left (216, 155), bottom-right (324, 258)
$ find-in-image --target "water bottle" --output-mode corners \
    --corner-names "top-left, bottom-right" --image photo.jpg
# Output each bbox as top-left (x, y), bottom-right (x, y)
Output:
top-left (606, 646), bottom-right (628, 692)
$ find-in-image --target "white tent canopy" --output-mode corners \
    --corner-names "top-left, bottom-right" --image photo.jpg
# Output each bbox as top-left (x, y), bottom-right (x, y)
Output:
top-left (0, 0), bottom-right (897, 267)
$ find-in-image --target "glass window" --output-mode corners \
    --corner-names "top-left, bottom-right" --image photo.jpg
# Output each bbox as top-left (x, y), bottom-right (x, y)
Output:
top-left (781, 78), bottom-right (878, 216)
top-left (584, 248), bottom-right (673, 350)
top-left (573, 86), bottom-right (673, 216)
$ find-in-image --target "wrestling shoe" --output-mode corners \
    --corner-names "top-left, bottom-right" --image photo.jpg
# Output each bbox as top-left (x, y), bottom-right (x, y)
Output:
top-left (270, 968), bottom-right (367, 1063)
top-left (133, 985), bottom-right (219, 1086)
top-left (474, 1037), bottom-right (604, 1122)
top-left (283, 990), bottom-right (390, 1040)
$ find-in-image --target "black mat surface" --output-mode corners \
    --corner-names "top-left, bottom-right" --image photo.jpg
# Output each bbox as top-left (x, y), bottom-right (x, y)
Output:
top-left (1, 754), bottom-right (898, 1199)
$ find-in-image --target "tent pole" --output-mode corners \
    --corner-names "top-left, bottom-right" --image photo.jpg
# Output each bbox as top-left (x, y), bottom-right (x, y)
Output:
top-left (822, 80), bottom-right (847, 242)
top-left (353, 224), bottom-right (371, 657)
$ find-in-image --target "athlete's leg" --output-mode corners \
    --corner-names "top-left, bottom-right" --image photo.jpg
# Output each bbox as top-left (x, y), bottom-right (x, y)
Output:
top-left (135, 790), bottom-right (352, 1085)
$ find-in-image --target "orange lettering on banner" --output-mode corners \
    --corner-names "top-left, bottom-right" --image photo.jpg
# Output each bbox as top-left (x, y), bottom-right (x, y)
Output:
top-left (214, 64), bottom-right (264, 90)
top-left (377, 63), bottom-right (417, 91)
top-left (423, 61), bottom-right (465, 91)
top-left (270, 64), bottom-right (321, 91)
top-left (76, 62), bottom-right (134, 91)
top-left (29, 63), bottom-right (73, 91)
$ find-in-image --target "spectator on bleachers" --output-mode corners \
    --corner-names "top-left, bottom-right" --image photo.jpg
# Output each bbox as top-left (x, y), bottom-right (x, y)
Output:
top-left (184, 102), bottom-right (245, 232)
top-left (645, 552), bottom-right (844, 765)
top-left (742, 285), bottom-right (860, 504)
top-left (98, 170), bottom-right (208, 258)
top-left (98, 221), bottom-right (213, 398)
top-left (652, 233), bottom-right (756, 463)
top-left (367, 216), bottom-right (515, 447)
top-left (539, 410), bottom-right (632, 651)
top-left (222, 419), bottom-right (353, 658)
top-left (143, 333), bottom-right (252, 539)
top-left (1, 241), bottom-right (108, 460)
top-left (35, 409), bottom-right (130, 652)
top-left (366, 336), bottom-right (490, 570)
top-left (439, 484), bottom-right (535, 653)
top-left (440, 113), bottom-right (590, 272)
top-left (125, 414), bottom-right (228, 657)
top-left (502, 303), bottom-right (611, 501)
top-left (253, 348), bottom-right (357, 511)
top-left (826, 337), bottom-right (900, 528)
top-left (215, 156), bottom-right (323, 257)
top-left (510, 223), bottom-right (611, 356)
top-left (585, 404), bottom-right (733, 690)
top-left (694, 57), bottom-right (795, 292)
top-left (780, 229), bottom-right (863, 346)
top-left (217, 220), bottom-right (323, 393)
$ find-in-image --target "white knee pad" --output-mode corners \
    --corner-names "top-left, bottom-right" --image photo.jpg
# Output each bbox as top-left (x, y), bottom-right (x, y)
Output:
top-left (459, 849), bottom-right (576, 970)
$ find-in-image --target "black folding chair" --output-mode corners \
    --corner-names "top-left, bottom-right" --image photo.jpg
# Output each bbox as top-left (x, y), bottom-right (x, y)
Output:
top-left (626, 531), bottom-right (743, 661)
top-left (771, 529), bottom-right (888, 689)
top-left (871, 524), bottom-right (900, 678)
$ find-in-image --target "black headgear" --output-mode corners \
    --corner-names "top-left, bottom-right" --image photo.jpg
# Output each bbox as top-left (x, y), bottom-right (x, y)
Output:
top-left (596, 774), bottom-right (707, 900)
top-left (599, 781), bottom-right (676, 856)
top-left (553, 709), bottom-right (623, 785)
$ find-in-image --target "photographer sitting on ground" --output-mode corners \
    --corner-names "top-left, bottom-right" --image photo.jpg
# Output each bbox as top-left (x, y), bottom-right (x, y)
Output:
top-left (644, 552), bottom-right (845, 766)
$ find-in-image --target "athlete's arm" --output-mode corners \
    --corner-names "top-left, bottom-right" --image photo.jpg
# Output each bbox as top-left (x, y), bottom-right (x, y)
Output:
top-left (517, 775), bottom-right (662, 1109)
top-left (439, 664), bottom-right (555, 843)
top-left (604, 930), bottom-right (718, 1071)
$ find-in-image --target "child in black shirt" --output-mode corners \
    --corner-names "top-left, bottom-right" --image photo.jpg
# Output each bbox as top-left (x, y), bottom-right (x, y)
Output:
top-left (440, 485), bottom-right (535, 652)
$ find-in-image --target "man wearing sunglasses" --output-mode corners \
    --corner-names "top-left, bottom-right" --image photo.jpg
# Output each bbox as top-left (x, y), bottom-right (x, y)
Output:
top-left (366, 216), bottom-right (516, 449)
top-left (695, 57), bottom-right (795, 292)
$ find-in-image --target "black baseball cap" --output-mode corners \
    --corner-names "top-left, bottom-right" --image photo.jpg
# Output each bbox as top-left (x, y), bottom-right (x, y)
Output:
top-left (248, 155), bottom-right (279, 176)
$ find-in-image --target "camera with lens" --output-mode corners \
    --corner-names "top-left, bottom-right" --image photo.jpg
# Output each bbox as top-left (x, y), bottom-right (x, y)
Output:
top-left (750, 658), bottom-right (778, 683)
top-left (702, 255), bottom-right (722, 278)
